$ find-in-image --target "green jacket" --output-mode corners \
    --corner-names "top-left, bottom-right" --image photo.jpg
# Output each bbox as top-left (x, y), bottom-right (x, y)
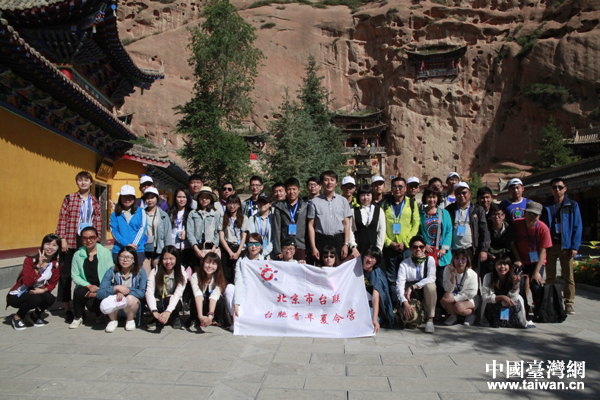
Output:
top-left (382, 197), bottom-right (420, 248)
top-left (71, 243), bottom-right (115, 288)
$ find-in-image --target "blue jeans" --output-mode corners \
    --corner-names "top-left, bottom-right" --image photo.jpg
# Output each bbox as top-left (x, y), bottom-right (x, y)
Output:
top-left (384, 247), bottom-right (406, 306)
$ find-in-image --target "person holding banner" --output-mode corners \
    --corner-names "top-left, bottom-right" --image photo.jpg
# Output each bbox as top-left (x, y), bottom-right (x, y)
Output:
top-left (188, 252), bottom-right (234, 333)
top-left (219, 195), bottom-right (249, 283)
top-left (233, 233), bottom-right (266, 321)
top-left (319, 245), bottom-right (341, 268)
top-left (397, 236), bottom-right (437, 333)
top-left (281, 239), bottom-right (305, 263)
top-left (249, 193), bottom-right (274, 259)
top-left (362, 246), bottom-right (394, 332)
top-left (145, 246), bottom-right (187, 332)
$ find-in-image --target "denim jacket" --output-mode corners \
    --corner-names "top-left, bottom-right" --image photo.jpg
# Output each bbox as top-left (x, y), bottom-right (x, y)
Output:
top-left (187, 209), bottom-right (220, 247)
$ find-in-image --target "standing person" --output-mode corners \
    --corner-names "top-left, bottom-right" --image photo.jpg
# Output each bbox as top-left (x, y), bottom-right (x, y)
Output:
top-left (146, 246), bottom-right (187, 332)
top-left (249, 193), bottom-right (274, 259)
top-left (477, 186), bottom-right (494, 227)
top-left (97, 246), bottom-right (147, 333)
top-left (215, 182), bottom-right (236, 217)
top-left (137, 176), bottom-right (168, 211)
top-left (419, 188), bottom-right (452, 305)
top-left (441, 172), bottom-right (460, 208)
top-left (219, 195), bottom-right (248, 283)
top-left (371, 176), bottom-right (387, 207)
top-left (7, 234), bottom-right (62, 330)
top-left (271, 183), bottom-right (286, 203)
top-left (169, 189), bottom-right (193, 267)
top-left (188, 253), bottom-right (234, 333)
top-left (362, 246), bottom-right (394, 332)
top-left (56, 171), bottom-right (102, 323)
top-left (396, 236), bottom-right (437, 333)
top-left (512, 202), bottom-right (553, 315)
top-left (349, 185), bottom-right (386, 254)
top-left (341, 176), bottom-right (359, 208)
top-left (381, 177), bottom-right (420, 305)
top-left (141, 188), bottom-right (173, 275)
top-left (485, 203), bottom-right (516, 271)
top-left (540, 178), bottom-right (582, 315)
top-left (110, 185), bottom-right (147, 267)
top-left (69, 227), bottom-right (114, 329)
top-left (242, 176), bottom-right (264, 218)
top-left (481, 256), bottom-right (527, 328)
top-left (428, 177), bottom-right (444, 192)
top-left (304, 177), bottom-right (321, 204)
top-left (500, 178), bottom-right (531, 223)
top-left (406, 177), bottom-right (421, 201)
top-left (307, 171), bottom-right (354, 260)
top-left (188, 187), bottom-right (220, 264)
top-left (441, 249), bottom-right (480, 326)
top-left (446, 182), bottom-right (490, 276)
top-left (188, 174), bottom-right (203, 209)
top-left (273, 178), bottom-right (309, 261)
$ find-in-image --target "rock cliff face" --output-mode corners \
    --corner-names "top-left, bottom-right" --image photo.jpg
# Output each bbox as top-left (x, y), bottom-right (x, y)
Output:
top-left (118, 0), bottom-right (600, 180)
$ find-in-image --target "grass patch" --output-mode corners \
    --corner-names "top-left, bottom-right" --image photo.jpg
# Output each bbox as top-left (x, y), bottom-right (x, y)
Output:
top-left (524, 83), bottom-right (569, 107)
top-left (276, 5), bottom-right (286, 9)
top-left (516, 23), bottom-right (545, 59)
top-left (249, 0), bottom-right (376, 10)
top-left (431, 0), bottom-right (446, 4)
top-left (388, 7), bottom-right (399, 12)
top-left (312, 2), bottom-right (327, 7)
top-left (130, 137), bottom-right (157, 148)
top-left (122, 35), bottom-right (148, 46)
top-left (261, 22), bottom-right (277, 29)
top-left (409, 5), bottom-right (422, 9)
top-left (452, 15), bottom-right (467, 22)
top-left (492, 167), bottom-right (521, 174)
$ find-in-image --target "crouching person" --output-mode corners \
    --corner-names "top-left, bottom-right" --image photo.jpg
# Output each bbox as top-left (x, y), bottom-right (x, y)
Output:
top-left (441, 249), bottom-right (480, 326)
top-left (362, 246), bottom-right (394, 333)
top-left (97, 246), bottom-right (147, 332)
top-left (397, 236), bottom-right (437, 333)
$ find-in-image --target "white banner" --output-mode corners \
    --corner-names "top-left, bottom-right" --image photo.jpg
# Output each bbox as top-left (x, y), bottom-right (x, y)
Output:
top-left (234, 258), bottom-right (374, 338)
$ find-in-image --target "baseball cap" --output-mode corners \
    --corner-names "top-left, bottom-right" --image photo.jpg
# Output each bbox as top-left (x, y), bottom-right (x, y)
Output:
top-left (142, 187), bottom-right (159, 198)
top-left (371, 176), bottom-right (384, 184)
top-left (341, 176), bottom-right (356, 186)
top-left (257, 192), bottom-right (272, 203)
top-left (454, 181), bottom-right (470, 191)
top-left (118, 185), bottom-right (136, 196)
top-left (446, 172), bottom-right (460, 181)
top-left (407, 177), bottom-right (420, 185)
top-left (508, 178), bottom-right (523, 187)
top-left (140, 175), bottom-right (153, 185)
top-left (525, 201), bottom-right (543, 215)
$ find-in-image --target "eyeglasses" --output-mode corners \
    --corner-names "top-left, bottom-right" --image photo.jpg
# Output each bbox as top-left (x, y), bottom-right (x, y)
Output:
top-left (391, 185), bottom-right (404, 190)
top-left (323, 254), bottom-right (336, 259)
top-left (455, 258), bottom-right (467, 263)
top-left (118, 256), bottom-right (135, 261)
top-left (552, 185), bottom-right (565, 191)
top-left (222, 187), bottom-right (233, 192)
top-left (82, 236), bottom-right (97, 241)
top-left (247, 242), bottom-right (261, 247)
top-left (491, 214), bottom-right (504, 219)
top-left (408, 184), bottom-right (419, 189)
top-left (455, 191), bottom-right (469, 197)
top-left (249, 184), bottom-right (262, 188)
top-left (411, 245), bottom-right (425, 250)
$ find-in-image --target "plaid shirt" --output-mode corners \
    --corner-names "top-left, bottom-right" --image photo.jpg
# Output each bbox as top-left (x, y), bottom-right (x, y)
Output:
top-left (56, 192), bottom-right (103, 249)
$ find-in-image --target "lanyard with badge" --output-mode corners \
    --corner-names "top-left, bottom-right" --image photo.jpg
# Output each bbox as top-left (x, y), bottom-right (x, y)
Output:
top-left (526, 221), bottom-right (539, 263)
top-left (80, 196), bottom-right (92, 232)
top-left (230, 217), bottom-right (241, 245)
top-left (259, 213), bottom-right (270, 249)
top-left (392, 200), bottom-right (405, 235)
top-left (288, 201), bottom-right (299, 236)
top-left (453, 272), bottom-right (466, 295)
top-left (553, 204), bottom-right (562, 234)
top-left (456, 205), bottom-right (470, 237)
top-left (366, 205), bottom-right (373, 225)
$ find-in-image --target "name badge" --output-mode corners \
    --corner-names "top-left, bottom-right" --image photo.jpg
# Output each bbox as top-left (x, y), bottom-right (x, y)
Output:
top-left (500, 307), bottom-right (510, 321)
top-left (456, 225), bottom-right (466, 237)
top-left (288, 224), bottom-right (297, 235)
top-left (555, 223), bottom-right (561, 233)
top-left (80, 222), bottom-right (91, 230)
top-left (529, 251), bottom-right (539, 263)
top-left (263, 240), bottom-right (268, 250)
top-left (392, 223), bottom-right (402, 235)
top-left (237, 238), bottom-right (241, 246)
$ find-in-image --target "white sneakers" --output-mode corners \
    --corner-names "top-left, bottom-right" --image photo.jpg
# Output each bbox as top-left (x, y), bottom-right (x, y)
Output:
top-left (425, 321), bottom-right (435, 333)
top-left (69, 318), bottom-right (83, 329)
top-left (464, 314), bottom-right (476, 326)
top-left (444, 315), bottom-right (458, 326)
top-left (105, 320), bottom-right (118, 333)
top-left (125, 320), bottom-right (136, 331)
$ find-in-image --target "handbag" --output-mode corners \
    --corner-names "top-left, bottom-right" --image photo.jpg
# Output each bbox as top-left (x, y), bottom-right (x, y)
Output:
top-left (100, 294), bottom-right (128, 315)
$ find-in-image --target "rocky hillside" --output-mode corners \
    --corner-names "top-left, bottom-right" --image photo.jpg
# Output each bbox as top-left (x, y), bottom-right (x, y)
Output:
top-left (118, 0), bottom-right (600, 181)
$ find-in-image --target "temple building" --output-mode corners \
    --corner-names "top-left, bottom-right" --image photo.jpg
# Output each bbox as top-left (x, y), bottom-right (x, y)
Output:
top-left (565, 125), bottom-right (600, 159)
top-left (332, 109), bottom-right (387, 185)
top-left (0, 0), bottom-right (187, 258)
top-left (406, 45), bottom-right (467, 80)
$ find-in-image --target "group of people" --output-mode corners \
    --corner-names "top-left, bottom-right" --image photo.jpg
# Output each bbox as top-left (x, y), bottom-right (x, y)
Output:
top-left (7, 169), bottom-right (582, 336)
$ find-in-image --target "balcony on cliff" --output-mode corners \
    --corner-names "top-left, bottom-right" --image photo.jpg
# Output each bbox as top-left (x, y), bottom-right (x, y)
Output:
top-left (406, 44), bottom-right (467, 80)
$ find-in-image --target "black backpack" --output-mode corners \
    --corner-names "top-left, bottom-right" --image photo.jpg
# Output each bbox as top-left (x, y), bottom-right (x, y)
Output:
top-left (534, 284), bottom-right (567, 323)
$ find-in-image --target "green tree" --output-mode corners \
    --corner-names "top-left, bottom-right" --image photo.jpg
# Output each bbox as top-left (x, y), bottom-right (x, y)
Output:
top-left (174, 0), bottom-right (264, 187)
top-left (467, 172), bottom-right (483, 202)
top-left (536, 116), bottom-right (579, 170)
top-left (264, 56), bottom-right (347, 185)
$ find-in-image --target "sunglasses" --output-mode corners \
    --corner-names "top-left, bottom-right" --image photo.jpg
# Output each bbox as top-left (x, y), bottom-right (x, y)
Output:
top-left (82, 236), bottom-right (97, 241)
top-left (455, 258), bottom-right (467, 263)
top-left (391, 185), bottom-right (404, 190)
top-left (412, 245), bottom-right (425, 250)
top-left (222, 187), bottom-right (233, 192)
top-left (455, 191), bottom-right (469, 197)
top-left (552, 185), bottom-right (565, 190)
top-left (247, 242), bottom-right (261, 247)
top-left (323, 254), bottom-right (336, 259)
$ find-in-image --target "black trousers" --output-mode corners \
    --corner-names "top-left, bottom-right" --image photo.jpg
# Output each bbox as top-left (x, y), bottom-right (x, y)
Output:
top-left (189, 294), bottom-right (232, 329)
top-left (73, 285), bottom-right (101, 319)
top-left (155, 296), bottom-right (182, 326)
top-left (315, 233), bottom-right (345, 259)
top-left (222, 244), bottom-right (239, 284)
top-left (7, 292), bottom-right (55, 319)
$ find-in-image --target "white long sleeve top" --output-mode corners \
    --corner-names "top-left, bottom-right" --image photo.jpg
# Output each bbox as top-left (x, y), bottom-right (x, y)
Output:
top-left (190, 273), bottom-right (221, 302)
top-left (396, 256), bottom-right (436, 304)
top-left (145, 265), bottom-right (187, 313)
top-left (442, 267), bottom-right (478, 302)
top-left (481, 273), bottom-right (520, 304)
top-left (349, 204), bottom-right (387, 251)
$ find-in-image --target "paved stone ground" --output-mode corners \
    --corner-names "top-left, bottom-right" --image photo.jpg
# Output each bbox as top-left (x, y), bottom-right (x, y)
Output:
top-left (0, 287), bottom-right (599, 400)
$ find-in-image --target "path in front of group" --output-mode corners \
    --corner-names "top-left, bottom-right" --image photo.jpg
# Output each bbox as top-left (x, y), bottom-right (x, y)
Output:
top-left (0, 287), bottom-right (599, 400)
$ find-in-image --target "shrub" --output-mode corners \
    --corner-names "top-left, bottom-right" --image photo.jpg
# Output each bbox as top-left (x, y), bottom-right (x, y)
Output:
top-left (516, 23), bottom-right (545, 59)
top-left (574, 259), bottom-right (600, 288)
top-left (492, 167), bottom-right (521, 174)
top-left (388, 7), bottom-right (399, 12)
top-left (589, 107), bottom-right (600, 121)
top-left (276, 5), bottom-right (286, 9)
top-left (525, 83), bottom-right (569, 107)
top-left (261, 22), bottom-right (277, 29)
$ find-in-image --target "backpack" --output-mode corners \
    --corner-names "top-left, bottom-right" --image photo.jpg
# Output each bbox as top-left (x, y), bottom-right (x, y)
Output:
top-left (534, 284), bottom-right (567, 323)
top-left (383, 197), bottom-right (417, 224)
